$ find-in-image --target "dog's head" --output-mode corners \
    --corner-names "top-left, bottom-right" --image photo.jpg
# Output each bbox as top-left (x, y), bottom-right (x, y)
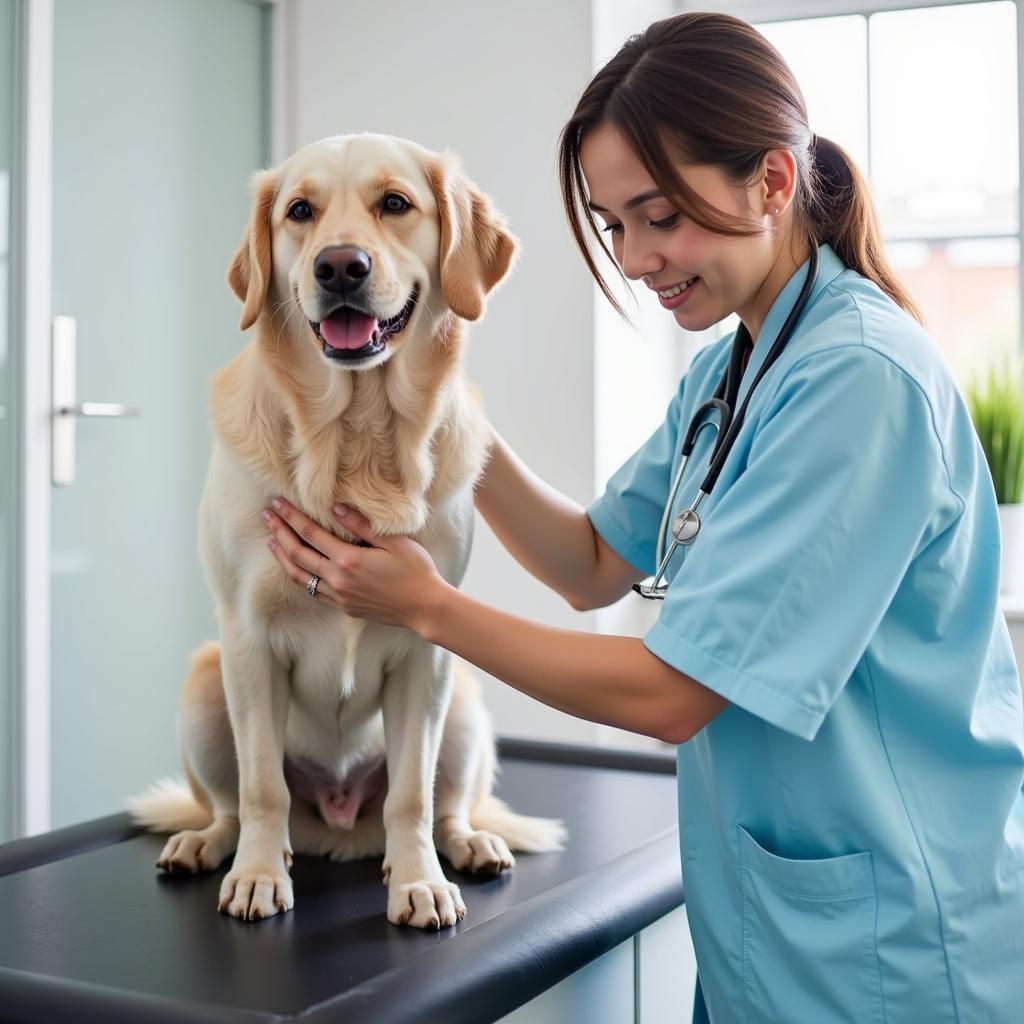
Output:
top-left (227, 133), bottom-right (518, 371)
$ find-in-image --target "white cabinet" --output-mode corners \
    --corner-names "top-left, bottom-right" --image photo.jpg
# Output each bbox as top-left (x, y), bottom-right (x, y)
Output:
top-left (498, 906), bottom-right (696, 1024)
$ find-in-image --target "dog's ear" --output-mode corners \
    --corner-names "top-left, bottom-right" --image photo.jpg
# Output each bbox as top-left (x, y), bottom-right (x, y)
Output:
top-left (227, 168), bottom-right (279, 331)
top-left (426, 154), bottom-right (518, 321)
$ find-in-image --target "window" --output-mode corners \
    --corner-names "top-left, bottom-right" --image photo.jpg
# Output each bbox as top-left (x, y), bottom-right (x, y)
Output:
top-left (746, 1), bottom-right (1020, 385)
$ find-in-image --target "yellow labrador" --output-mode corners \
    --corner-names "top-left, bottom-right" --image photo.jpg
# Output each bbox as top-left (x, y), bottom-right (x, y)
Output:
top-left (128, 133), bottom-right (565, 928)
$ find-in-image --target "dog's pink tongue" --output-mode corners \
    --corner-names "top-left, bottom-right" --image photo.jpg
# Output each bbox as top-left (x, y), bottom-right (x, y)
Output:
top-left (320, 308), bottom-right (378, 349)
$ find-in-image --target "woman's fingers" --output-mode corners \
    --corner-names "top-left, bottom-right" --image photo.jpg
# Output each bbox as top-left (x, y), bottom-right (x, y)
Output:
top-left (262, 500), bottom-right (348, 583)
top-left (266, 532), bottom-right (339, 606)
top-left (332, 503), bottom-right (384, 546)
top-left (261, 498), bottom-right (409, 618)
top-left (266, 499), bottom-right (348, 559)
top-left (267, 532), bottom-right (328, 581)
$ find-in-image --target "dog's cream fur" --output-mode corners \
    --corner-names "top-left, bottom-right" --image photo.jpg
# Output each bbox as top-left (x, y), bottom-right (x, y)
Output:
top-left (127, 133), bottom-right (565, 928)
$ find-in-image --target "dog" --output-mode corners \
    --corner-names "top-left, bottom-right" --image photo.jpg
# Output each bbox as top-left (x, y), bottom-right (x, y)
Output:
top-left (127, 133), bottom-right (566, 929)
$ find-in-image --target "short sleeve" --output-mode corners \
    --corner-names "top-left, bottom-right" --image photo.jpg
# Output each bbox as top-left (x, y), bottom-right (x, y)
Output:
top-left (587, 385), bottom-right (686, 577)
top-left (644, 344), bottom-right (958, 741)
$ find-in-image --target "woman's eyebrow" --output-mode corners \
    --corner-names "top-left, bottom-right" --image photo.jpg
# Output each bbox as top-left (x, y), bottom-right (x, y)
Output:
top-left (587, 189), bottom-right (665, 213)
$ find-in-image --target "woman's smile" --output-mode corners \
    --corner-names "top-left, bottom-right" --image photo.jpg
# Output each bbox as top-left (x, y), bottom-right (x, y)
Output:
top-left (656, 276), bottom-right (701, 309)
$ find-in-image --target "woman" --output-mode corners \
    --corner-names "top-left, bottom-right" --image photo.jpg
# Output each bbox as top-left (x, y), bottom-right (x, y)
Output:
top-left (261, 13), bottom-right (1024, 1022)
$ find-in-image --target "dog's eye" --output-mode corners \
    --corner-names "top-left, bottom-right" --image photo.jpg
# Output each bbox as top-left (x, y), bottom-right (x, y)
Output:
top-left (382, 194), bottom-right (411, 214)
top-left (287, 200), bottom-right (313, 222)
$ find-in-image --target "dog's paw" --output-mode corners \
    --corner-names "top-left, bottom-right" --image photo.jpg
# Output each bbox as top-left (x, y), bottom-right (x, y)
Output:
top-left (156, 829), bottom-right (232, 874)
top-left (446, 831), bottom-right (515, 875)
top-left (387, 878), bottom-right (466, 929)
top-left (218, 860), bottom-right (294, 921)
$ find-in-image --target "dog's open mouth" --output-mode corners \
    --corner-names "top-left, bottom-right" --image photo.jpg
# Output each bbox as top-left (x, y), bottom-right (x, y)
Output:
top-left (310, 285), bottom-right (420, 363)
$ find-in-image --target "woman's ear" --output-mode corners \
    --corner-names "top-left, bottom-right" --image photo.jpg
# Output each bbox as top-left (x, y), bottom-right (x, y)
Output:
top-left (227, 168), bottom-right (279, 331)
top-left (426, 153), bottom-right (519, 321)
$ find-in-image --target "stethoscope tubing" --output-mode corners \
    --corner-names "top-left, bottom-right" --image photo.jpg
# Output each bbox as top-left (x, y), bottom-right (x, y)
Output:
top-left (635, 246), bottom-right (821, 601)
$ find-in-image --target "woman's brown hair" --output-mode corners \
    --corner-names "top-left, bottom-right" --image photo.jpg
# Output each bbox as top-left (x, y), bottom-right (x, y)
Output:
top-left (557, 11), bottom-right (922, 324)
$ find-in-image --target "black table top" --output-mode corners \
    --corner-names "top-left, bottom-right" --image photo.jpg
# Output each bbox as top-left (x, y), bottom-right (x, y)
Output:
top-left (0, 739), bottom-right (682, 1024)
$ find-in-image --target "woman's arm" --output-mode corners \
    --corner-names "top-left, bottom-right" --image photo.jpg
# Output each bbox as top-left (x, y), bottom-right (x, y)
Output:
top-left (475, 427), bottom-right (644, 610)
top-left (415, 581), bottom-right (728, 744)
top-left (261, 498), bottom-right (728, 744)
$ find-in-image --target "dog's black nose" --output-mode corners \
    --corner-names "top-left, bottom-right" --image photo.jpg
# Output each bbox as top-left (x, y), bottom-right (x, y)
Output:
top-left (313, 246), bottom-right (372, 293)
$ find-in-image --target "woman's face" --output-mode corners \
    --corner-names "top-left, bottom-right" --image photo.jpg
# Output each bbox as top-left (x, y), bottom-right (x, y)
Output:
top-left (579, 121), bottom-right (778, 334)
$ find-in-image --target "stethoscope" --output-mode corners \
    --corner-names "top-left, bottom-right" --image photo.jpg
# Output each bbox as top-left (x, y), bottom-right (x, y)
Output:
top-left (634, 245), bottom-right (820, 600)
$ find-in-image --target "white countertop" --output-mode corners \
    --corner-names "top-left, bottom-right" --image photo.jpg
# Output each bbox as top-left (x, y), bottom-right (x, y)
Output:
top-left (1001, 593), bottom-right (1024, 623)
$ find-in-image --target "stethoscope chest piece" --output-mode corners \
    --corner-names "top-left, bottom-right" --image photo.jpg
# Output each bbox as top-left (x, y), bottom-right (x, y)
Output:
top-left (672, 508), bottom-right (701, 544)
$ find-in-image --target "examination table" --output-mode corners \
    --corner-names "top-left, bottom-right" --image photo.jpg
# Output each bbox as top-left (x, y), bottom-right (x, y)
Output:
top-left (0, 739), bottom-right (688, 1023)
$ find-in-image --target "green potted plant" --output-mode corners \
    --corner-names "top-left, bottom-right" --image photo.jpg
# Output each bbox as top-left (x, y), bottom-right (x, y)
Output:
top-left (967, 358), bottom-right (1024, 594)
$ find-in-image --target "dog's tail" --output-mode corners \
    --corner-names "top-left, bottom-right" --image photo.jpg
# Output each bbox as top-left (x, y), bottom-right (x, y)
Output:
top-left (470, 794), bottom-right (568, 853)
top-left (126, 641), bottom-right (221, 833)
top-left (126, 777), bottom-right (213, 833)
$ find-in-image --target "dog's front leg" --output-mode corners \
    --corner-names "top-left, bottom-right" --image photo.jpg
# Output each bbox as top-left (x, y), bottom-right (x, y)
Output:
top-left (381, 642), bottom-right (466, 929)
top-left (216, 611), bottom-right (294, 921)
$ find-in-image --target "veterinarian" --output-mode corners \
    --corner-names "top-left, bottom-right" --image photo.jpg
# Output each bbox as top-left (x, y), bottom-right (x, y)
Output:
top-left (260, 12), bottom-right (1024, 1022)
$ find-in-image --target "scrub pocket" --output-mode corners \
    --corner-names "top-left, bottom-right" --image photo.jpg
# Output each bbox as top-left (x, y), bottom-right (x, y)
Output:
top-left (737, 825), bottom-right (884, 1024)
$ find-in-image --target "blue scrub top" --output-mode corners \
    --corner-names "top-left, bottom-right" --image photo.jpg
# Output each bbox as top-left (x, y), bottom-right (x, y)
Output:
top-left (588, 243), bottom-right (1024, 1023)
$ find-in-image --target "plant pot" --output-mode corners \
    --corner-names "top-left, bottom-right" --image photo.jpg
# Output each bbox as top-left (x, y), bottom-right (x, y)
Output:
top-left (998, 503), bottom-right (1024, 594)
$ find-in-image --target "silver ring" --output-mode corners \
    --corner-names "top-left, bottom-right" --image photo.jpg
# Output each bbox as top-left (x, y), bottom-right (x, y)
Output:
top-left (306, 574), bottom-right (320, 598)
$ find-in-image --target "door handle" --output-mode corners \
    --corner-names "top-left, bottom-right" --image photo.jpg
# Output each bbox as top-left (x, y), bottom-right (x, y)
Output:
top-left (55, 402), bottom-right (140, 417)
top-left (51, 315), bottom-right (140, 486)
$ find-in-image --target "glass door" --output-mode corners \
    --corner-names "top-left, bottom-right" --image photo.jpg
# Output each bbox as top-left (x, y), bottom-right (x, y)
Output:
top-left (45, 0), bottom-right (269, 829)
top-left (5, 0), bottom-right (270, 836)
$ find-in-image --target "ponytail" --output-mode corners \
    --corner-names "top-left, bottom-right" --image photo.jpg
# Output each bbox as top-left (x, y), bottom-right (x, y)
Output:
top-left (806, 134), bottom-right (923, 324)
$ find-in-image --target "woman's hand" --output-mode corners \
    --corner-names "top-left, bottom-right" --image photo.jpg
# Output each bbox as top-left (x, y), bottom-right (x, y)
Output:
top-left (260, 498), bottom-right (449, 634)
